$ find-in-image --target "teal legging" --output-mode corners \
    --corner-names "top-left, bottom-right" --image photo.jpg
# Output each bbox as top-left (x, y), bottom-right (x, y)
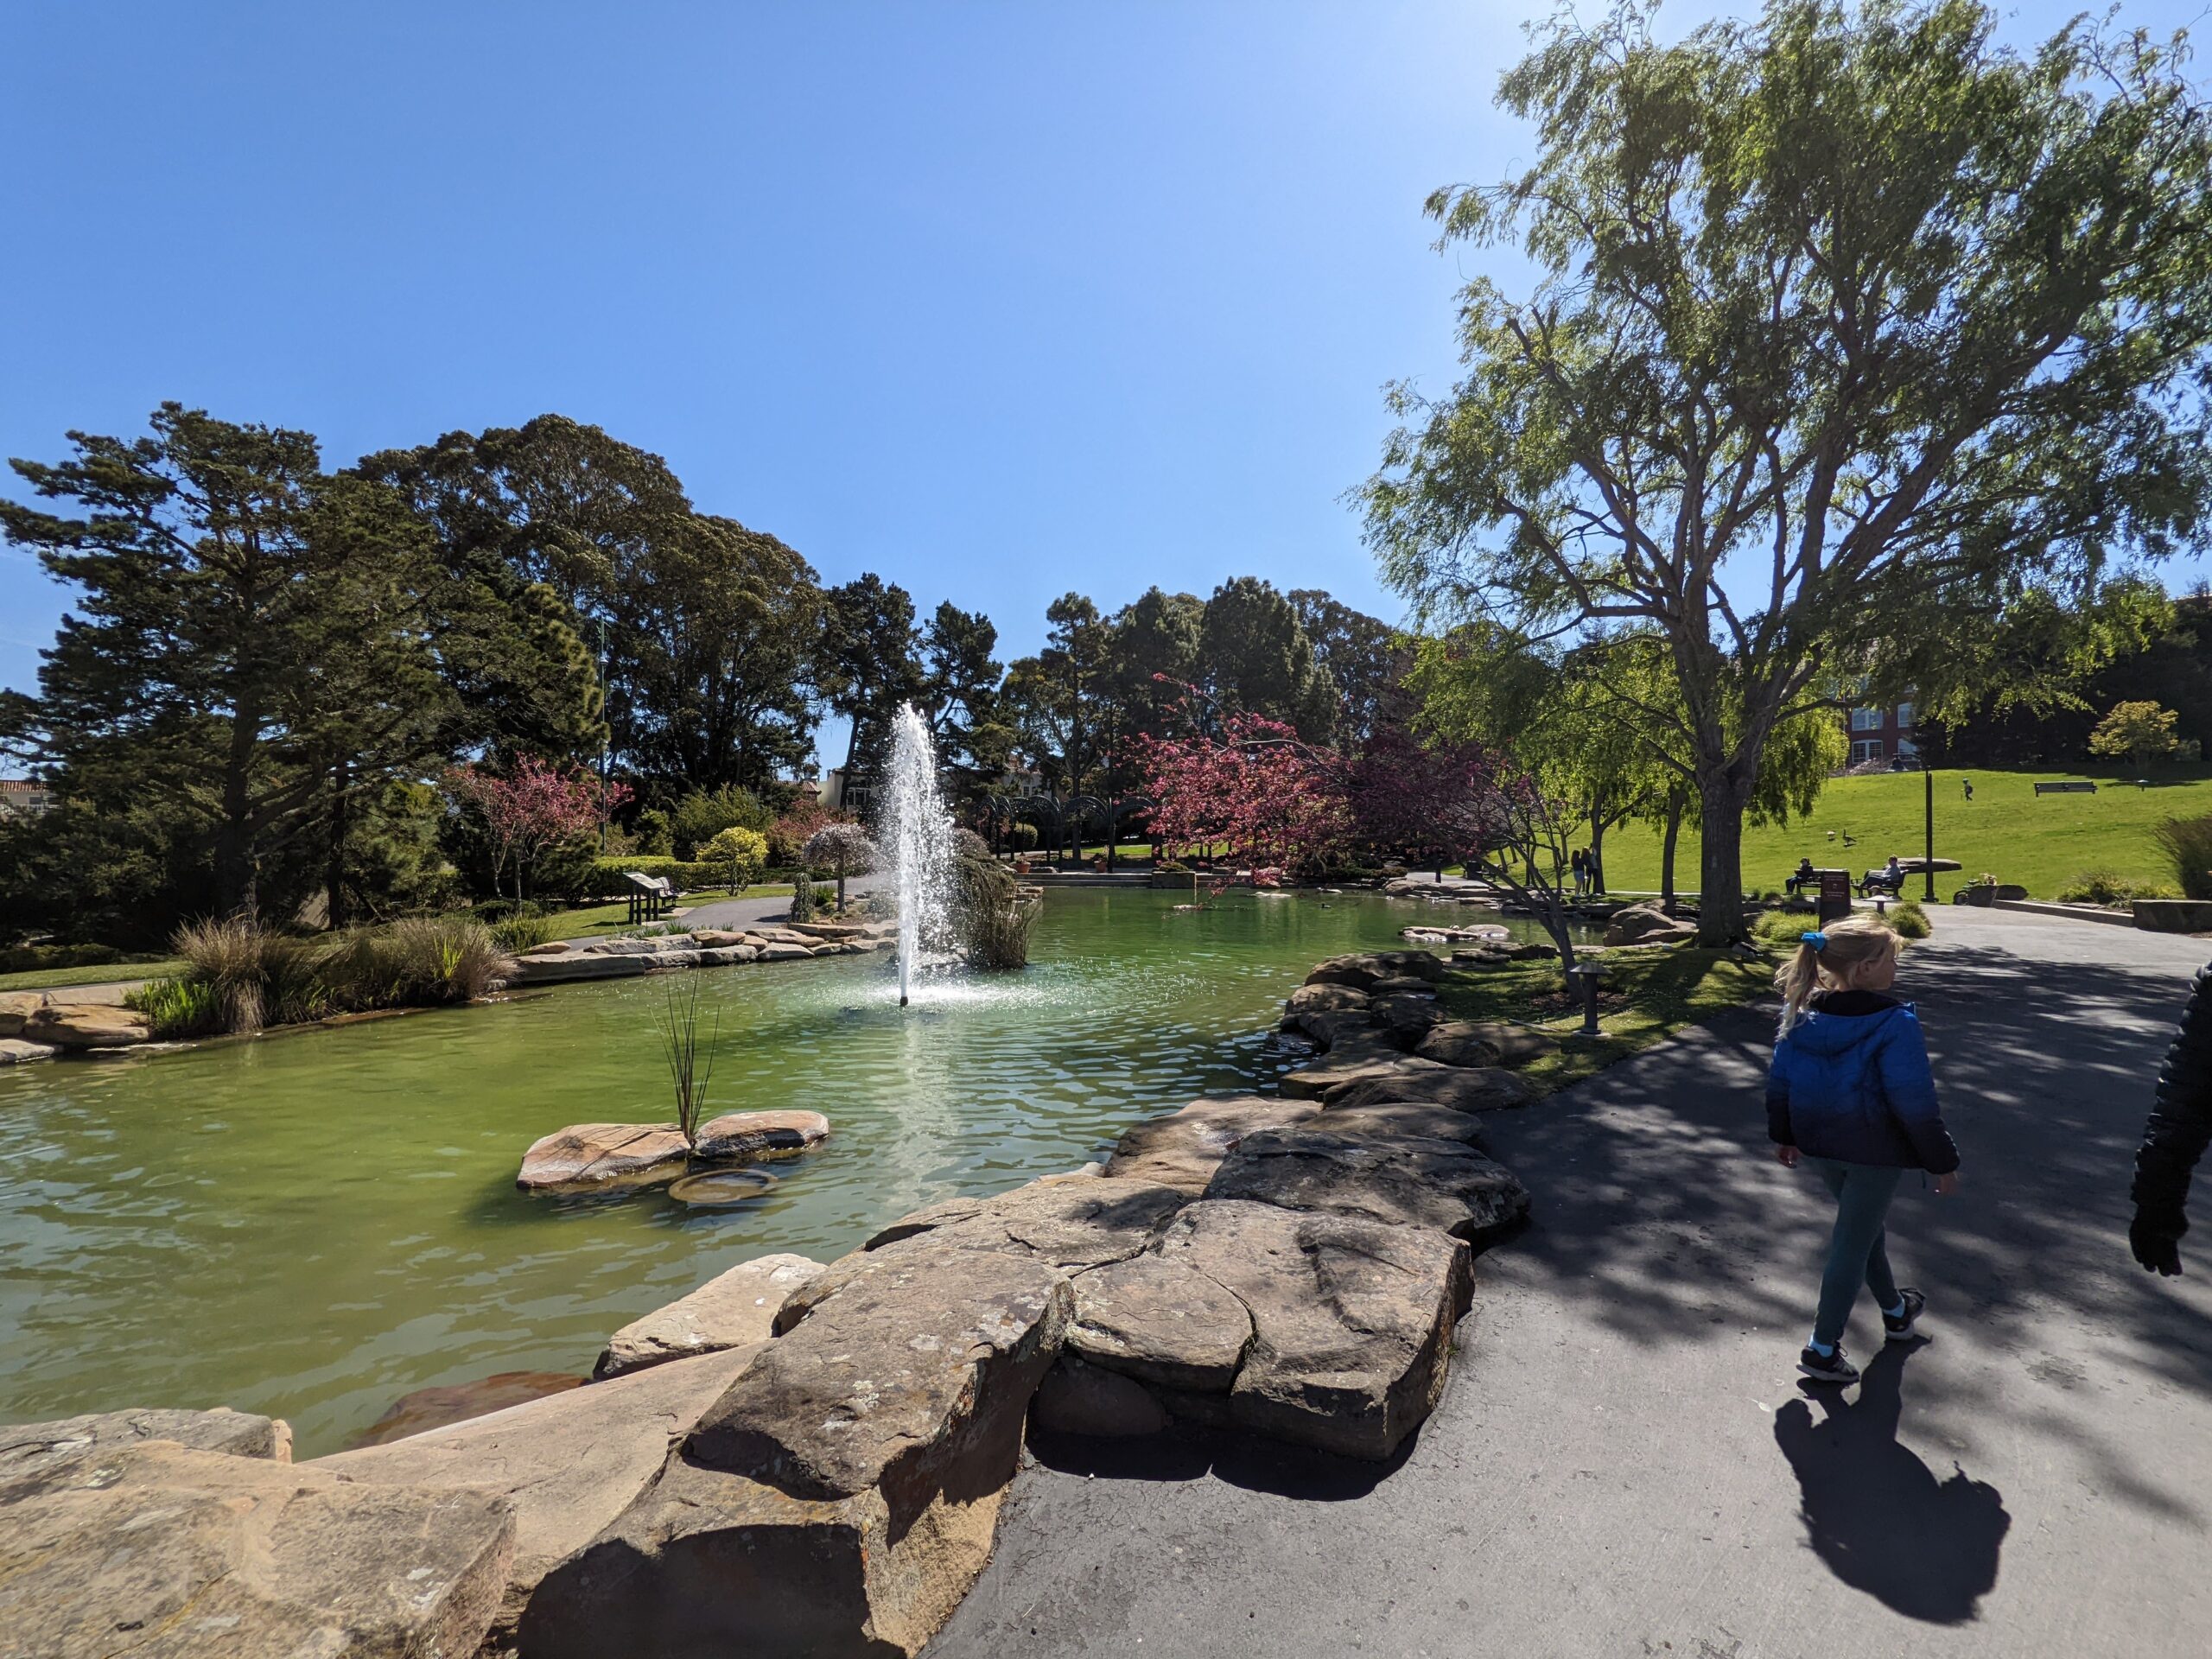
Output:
top-left (1804, 1156), bottom-right (1904, 1347)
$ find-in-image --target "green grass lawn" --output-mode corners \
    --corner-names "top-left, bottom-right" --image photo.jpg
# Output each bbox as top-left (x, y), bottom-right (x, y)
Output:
top-left (1435, 944), bottom-right (1778, 1096)
top-left (0, 957), bottom-right (187, 994)
top-left (1592, 763), bottom-right (2212, 900)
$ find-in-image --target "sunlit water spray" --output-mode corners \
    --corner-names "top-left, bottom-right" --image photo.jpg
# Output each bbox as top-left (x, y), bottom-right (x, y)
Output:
top-left (882, 703), bottom-right (954, 1006)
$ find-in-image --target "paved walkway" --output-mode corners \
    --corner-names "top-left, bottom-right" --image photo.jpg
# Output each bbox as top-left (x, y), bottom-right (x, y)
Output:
top-left (930, 908), bottom-right (2212, 1658)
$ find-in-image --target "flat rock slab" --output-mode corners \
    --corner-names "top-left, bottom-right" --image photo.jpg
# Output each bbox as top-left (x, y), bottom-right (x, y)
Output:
top-left (505, 951), bottom-right (652, 984)
top-left (21, 1002), bottom-right (149, 1048)
top-left (1103, 1095), bottom-right (1321, 1194)
top-left (1325, 1061), bottom-right (1537, 1115)
top-left (1204, 1128), bottom-right (1531, 1247)
top-left (522, 1452), bottom-right (999, 1659)
top-left (517, 1122), bottom-right (690, 1190)
top-left (594, 1253), bottom-right (823, 1379)
top-left (1279, 1038), bottom-right (1427, 1100)
top-left (1419, 1018), bottom-right (1559, 1068)
top-left (691, 1249), bottom-right (1070, 1535)
top-left (758, 942), bottom-right (814, 962)
top-left (0, 1407), bottom-right (290, 1478)
top-left (693, 1108), bottom-right (830, 1160)
top-left (1066, 1254), bottom-right (1253, 1391)
top-left (1369, 976), bottom-right (1438, 998)
top-left (351, 1371), bottom-right (584, 1447)
top-left (1287, 1007), bottom-right (1380, 1050)
top-left (1315, 1101), bottom-right (1491, 1147)
top-left (315, 1343), bottom-right (762, 1644)
top-left (785, 1178), bottom-right (1186, 1326)
top-left (0, 1441), bottom-right (513, 1659)
top-left (0, 1038), bottom-right (57, 1065)
top-left (1153, 1200), bottom-right (1472, 1460)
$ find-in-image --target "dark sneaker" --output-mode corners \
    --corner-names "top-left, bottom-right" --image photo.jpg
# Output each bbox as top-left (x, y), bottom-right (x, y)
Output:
top-left (1883, 1288), bottom-right (1927, 1343)
top-left (1798, 1344), bottom-right (1860, 1384)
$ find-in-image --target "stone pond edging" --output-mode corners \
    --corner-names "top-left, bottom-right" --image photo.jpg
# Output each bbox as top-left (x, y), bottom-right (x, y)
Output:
top-left (0, 918), bottom-right (898, 1066)
top-left (0, 943), bottom-right (1557, 1656)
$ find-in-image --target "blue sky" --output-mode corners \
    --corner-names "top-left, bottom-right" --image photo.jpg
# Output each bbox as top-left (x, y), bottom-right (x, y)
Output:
top-left (3, 1), bottom-right (2202, 769)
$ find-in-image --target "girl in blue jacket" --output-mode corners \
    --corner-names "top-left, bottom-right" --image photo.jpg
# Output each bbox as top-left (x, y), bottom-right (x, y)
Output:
top-left (1768, 914), bottom-right (1961, 1384)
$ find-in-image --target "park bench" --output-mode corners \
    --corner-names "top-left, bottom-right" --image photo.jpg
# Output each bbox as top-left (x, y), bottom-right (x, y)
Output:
top-left (622, 870), bottom-right (677, 925)
top-left (2034, 781), bottom-right (2097, 796)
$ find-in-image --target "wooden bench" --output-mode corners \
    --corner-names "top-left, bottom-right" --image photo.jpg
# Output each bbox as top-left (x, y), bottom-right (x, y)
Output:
top-left (2033, 781), bottom-right (2097, 796)
top-left (623, 871), bottom-right (677, 925)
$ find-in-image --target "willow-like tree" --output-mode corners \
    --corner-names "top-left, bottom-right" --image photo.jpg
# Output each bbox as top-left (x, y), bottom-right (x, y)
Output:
top-left (1363, 0), bottom-right (2212, 943)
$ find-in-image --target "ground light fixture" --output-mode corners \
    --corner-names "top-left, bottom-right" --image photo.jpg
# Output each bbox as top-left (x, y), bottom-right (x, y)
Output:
top-left (1567, 960), bottom-right (1604, 1037)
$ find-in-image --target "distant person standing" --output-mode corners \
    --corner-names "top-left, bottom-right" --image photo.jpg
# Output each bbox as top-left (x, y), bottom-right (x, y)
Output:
top-left (1962, 778), bottom-right (1974, 802)
top-left (2130, 963), bottom-right (2212, 1276)
top-left (1570, 848), bottom-right (1588, 894)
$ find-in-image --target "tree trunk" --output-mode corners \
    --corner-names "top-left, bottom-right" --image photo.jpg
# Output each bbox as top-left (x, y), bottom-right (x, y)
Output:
top-left (1694, 772), bottom-right (1752, 945)
top-left (215, 698), bottom-right (261, 918)
top-left (326, 760), bottom-right (351, 931)
top-left (1659, 791), bottom-right (1685, 912)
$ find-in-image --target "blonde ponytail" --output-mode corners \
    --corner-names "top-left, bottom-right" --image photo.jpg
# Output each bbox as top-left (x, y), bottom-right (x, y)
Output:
top-left (1774, 913), bottom-right (1901, 1034)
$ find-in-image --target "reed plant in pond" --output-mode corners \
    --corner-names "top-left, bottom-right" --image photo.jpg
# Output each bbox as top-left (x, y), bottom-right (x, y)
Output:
top-left (656, 977), bottom-right (720, 1147)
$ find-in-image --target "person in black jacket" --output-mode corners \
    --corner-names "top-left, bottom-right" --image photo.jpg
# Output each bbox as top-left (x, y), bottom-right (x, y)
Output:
top-left (2132, 964), bottom-right (2212, 1275)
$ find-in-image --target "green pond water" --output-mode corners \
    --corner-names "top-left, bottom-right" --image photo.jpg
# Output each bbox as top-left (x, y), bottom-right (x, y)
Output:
top-left (0, 888), bottom-right (1543, 1454)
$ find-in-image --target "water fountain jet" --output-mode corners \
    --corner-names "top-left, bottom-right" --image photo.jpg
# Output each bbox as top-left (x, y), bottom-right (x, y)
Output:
top-left (881, 703), bottom-right (954, 1006)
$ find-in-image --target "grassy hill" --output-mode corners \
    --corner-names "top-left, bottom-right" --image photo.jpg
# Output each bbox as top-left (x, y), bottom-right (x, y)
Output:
top-left (1593, 764), bottom-right (2212, 900)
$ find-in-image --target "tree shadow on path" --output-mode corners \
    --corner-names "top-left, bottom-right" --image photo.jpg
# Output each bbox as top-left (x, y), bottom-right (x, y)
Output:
top-left (1773, 1341), bottom-right (2011, 1624)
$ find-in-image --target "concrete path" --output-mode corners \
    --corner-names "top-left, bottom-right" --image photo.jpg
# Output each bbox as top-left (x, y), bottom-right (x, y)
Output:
top-left (930, 908), bottom-right (2212, 1658)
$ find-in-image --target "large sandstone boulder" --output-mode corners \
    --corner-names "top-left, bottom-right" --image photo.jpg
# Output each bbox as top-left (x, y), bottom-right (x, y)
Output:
top-left (783, 1177), bottom-right (1188, 1325)
top-left (1317, 1101), bottom-right (1490, 1146)
top-left (1369, 993), bottom-right (1445, 1046)
top-left (22, 1001), bottom-right (149, 1049)
top-left (520, 1250), bottom-right (1071, 1655)
top-left (1281, 982), bottom-right (1370, 1020)
top-left (0, 990), bottom-right (45, 1038)
top-left (696, 1249), bottom-right (1069, 1511)
top-left (0, 1038), bottom-right (57, 1065)
top-left (594, 1254), bottom-right (823, 1379)
top-left (1204, 1128), bottom-right (1530, 1247)
top-left (695, 944), bottom-right (759, 966)
top-left (516, 1122), bottom-right (691, 1190)
top-left (1417, 1018), bottom-right (1560, 1069)
top-left (315, 1344), bottom-right (761, 1645)
top-left (1302, 949), bottom-right (1443, 991)
top-left (692, 1109), bottom-right (830, 1160)
top-left (1102, 1094), bottom-right (1320, 1194)
top-left (0, 1441), bottom-right (513, 1659)
top-left (520, 1452), bottom-right (992, 1659)
top-left (1278, 1036), bottom-right (1425, 1100)
top-left (0, 1406), bottom-right (290, 1478)
top-left (1288, 1007), bottom-right (1380, 1050)
top-left (758, 941), bottom-right (814, 962)
top-left (1151, 1201), bottom-right (1472, 1459)
top-left (1325, 1061), bottom-right (1538, 1115)
top-left (1603, 902), bottom-right (1697, 947)
top-left (1029, 1353), bottom-right (1173, 1438)
top-left (1065, 1254), bottom-right (1253, 1391)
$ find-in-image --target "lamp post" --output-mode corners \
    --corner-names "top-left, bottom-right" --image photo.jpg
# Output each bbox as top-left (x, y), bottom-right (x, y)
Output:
top-left (1923, 754), bottom-right (1936, 903)
top-left (1567, 960), bottom-right (1604, 1038)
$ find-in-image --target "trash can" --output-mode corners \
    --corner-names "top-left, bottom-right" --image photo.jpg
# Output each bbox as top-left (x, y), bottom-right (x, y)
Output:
top-left (1815, 869), bottom-right (1853, 926)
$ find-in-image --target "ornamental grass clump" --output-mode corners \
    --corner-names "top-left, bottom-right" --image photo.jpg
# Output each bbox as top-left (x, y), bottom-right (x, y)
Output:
top-left (2153, 814), bottom-right (2212, 900)
top-left (124, 975), bottom-right (223, 1040)
top-left (954, 850), bottom-right (1038, 970)
top-left (656, 977), bottom-right (719, 1147)
top-left (167, 915), bottom-right (511, 1035)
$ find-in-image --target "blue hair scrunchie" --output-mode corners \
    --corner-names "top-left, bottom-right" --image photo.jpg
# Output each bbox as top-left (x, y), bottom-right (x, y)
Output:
top-left (1801, 931), bottom-right (1828, 950)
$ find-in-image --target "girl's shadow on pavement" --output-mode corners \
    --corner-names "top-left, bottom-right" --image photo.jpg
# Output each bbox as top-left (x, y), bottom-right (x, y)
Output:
top-left (1773, 1339), bottom-right (2012, 1623)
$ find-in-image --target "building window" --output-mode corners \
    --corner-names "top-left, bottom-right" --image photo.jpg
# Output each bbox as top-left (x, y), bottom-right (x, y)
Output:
top-left (1896, 702), bottom-right (1914, 730)
top-left (1852, 739), bottom-right (1885, 763)
top-left (1851, 708), bottom-right (1880, 732)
